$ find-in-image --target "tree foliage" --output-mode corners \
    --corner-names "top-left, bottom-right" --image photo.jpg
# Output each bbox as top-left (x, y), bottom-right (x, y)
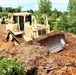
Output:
top-left (27, 9), bottom-right (34, 14)
top-left (17, 6), bottom-right (23, 12)
top-left (68, 0), bottom-right (76, 33)
top-left (0, 6), bottom-right (2, 12)
top-left (0, 12), bottom-right (8, 17)
top-left (0, 6), bottom-right (22, 13)
top-left (57, 12), bottom-right (69, 31)
top-left (5, 6), bottom-right (22, 13)
top-left (6, 7), bottom-right (13, 12)
top-left (38, 0), bottom-right (52, 15)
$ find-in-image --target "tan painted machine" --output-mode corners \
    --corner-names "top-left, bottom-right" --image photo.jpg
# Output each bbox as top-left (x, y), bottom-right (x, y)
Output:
top-left (6, 12), bottom-right (66, 53)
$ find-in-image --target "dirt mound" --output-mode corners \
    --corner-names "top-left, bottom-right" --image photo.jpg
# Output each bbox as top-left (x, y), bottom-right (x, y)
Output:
top-left (0, 32), bottom-right (76, 75)
top-left (47, 66), bottom-right (76, 75)
top-left (0, 24), bottom-right (76, 75)
top-left (0, 24), bottom-right (7, 37)
top-left (0, 42), bottom-right (51, 75)
top-left (9, 43), bottom-right (50, 68)
top-left (0, 24), bottom-right (14, 57)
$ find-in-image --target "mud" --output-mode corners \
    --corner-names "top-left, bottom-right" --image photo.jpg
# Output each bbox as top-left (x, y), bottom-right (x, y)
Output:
top-left (0, 24), bottom-right (76, 75)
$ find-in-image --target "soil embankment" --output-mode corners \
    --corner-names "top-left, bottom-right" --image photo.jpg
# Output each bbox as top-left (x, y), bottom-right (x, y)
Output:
top-left (0, 24), bottom-right (76, 75)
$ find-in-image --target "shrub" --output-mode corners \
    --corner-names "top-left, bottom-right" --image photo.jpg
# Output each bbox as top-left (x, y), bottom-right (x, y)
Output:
top-left (0, 57), bottom-right (28, 75)
top-left (0, 12), bottom-right (8, 17)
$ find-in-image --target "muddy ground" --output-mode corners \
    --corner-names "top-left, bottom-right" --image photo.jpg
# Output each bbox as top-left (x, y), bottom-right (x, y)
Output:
top-left (0, 24), bottom-right (76, 75)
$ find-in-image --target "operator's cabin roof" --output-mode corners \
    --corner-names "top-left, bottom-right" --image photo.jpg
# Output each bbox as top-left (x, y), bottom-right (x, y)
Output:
top-left (8, 12), bottom-right (31, 16)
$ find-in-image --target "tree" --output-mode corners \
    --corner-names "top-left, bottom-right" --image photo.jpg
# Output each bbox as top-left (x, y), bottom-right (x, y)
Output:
top-left (0, 6), bottom-right (2, 12)
top-left (68, 0), bottom-right (76, 21)
top-left (53, 9), bottom-right (62, 17)
top-left (68, 0), bottom-right (76, 33)
top-left (38, 0), bottom-right (52, 15)
top-left (48, 9), bottom-right (59, 30)
top-left (6, 7), bottom-right (13, 12)
top-left (57, 12), bottom-right (69, 31)
top-left (17, 6), bottom-right (23, 12)
top-left (27, 9), bottom-right (34, 14)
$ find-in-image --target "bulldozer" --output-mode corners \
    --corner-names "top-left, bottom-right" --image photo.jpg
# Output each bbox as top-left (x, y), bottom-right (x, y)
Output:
top-left (6, 12), bottom-right (66, 53)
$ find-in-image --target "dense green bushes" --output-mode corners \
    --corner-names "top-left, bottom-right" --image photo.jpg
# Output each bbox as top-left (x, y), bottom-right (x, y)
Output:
top-left (0, 57), bottom-right (28, 75)
top-left (0, 12), bottom-right (8, 17)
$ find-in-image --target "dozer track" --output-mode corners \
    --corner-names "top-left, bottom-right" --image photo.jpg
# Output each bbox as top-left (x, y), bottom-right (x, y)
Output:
top-left (14, 35), bottom-right (25, 44)
top-left (6, 31), bottom-right (25, 44)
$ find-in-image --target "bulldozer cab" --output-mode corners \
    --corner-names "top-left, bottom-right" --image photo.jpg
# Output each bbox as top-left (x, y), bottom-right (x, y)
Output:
top-left (8, 12), bottom-right (32, 31)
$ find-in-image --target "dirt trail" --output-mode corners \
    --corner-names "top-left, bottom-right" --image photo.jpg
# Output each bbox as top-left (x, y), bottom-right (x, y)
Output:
top-left (0, 24), bottom-right (76, 75)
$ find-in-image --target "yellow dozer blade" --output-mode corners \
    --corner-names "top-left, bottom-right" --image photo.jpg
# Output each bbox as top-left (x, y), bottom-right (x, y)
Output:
top-left (33, 31), bottom-right (66, 53)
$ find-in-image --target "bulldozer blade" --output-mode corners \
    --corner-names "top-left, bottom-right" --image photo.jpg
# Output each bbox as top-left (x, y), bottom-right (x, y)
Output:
top-left (33, 31), bottom-right (66, 53)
